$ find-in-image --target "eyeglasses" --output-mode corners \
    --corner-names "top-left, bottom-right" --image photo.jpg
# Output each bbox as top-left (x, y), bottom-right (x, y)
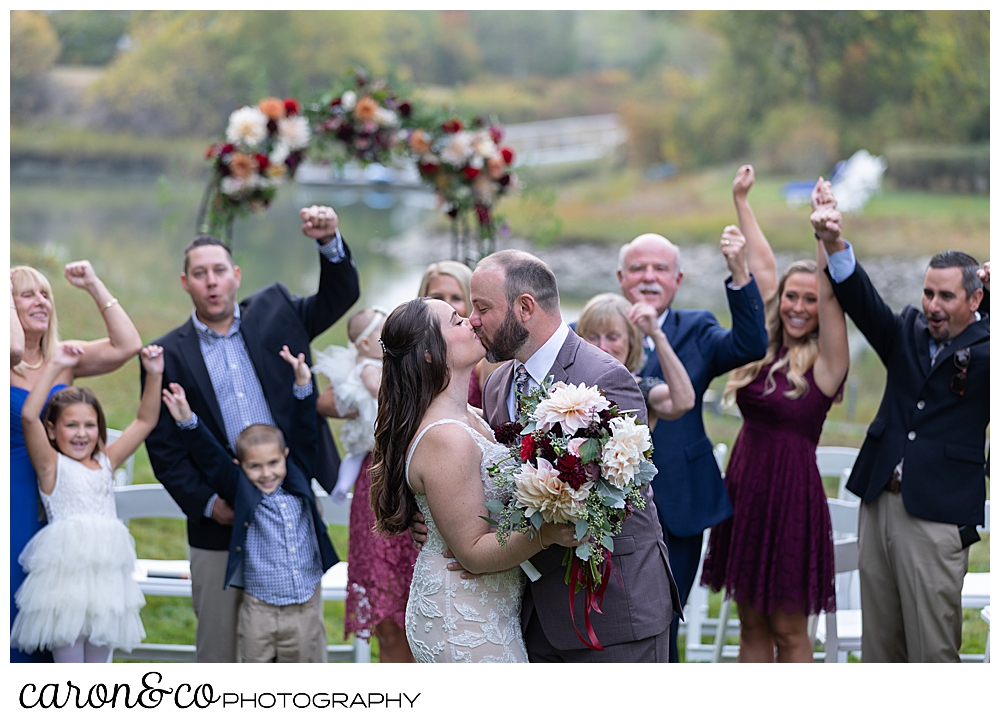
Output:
top-left (951, 347), bottom-right (971, 396)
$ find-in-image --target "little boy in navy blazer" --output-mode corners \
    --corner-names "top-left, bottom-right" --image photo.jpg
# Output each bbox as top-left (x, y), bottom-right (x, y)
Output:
top-left (162, 346), bottom-right (337, 663)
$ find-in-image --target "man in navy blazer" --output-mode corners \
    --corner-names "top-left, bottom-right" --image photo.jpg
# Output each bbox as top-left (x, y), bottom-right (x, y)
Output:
top-left (817, 210), bottom-right (989, 662)
top-left (143, 205), bottom-right (359, 662)
top-left (617, 230), bottom-right (768, 662)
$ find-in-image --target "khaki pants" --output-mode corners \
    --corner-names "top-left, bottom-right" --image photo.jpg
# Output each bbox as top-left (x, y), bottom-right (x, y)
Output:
top-left (238, 584), bottom-right (327, 663)
top-left (858, 491), bottom-right (968, 663)
top-left (190, 547), bottom-right (243, 663)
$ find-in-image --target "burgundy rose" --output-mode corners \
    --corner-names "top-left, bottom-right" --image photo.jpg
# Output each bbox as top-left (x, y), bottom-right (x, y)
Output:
top-left (336, 125), bottom-right (354, 142)
top-left (520, 435), bottom-right (536, 462)
top-left (489, 125), bottom-right (503, 144)
top-left (442, 119), bottom-right (463, 134)
top-left (330, 96), bottom-right (342, 108)
top-left (418, 162), bottom-right (441, 177)
top-left (499, 173), bottom-right (511, 187)
top-left (221, 143), bottom-right (235, 155)
top-left (476, 204), bottom-right (491, 226)
top-left (398, 101), bottom-right (412, 118)
top-left (286, 152), bottom-right (302, 175)
top-left (283, 98), bottom-right (300, 116)
top-left (463, 166), bottom-right (480, 181)
top-left (556, 455), bottom-right (588, 490)
top-left (494, 421), bottom-right (524, 446)
top-left (255, 153), bottom-right (269, 171)
top-left (266, 119), bottom-right (278, 134)
top-left (500, 147), bottom-right (515, 165)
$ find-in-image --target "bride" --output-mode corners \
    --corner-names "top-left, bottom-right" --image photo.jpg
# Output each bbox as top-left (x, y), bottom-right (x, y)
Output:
top-left (369, 298), bottom-right (578, 663)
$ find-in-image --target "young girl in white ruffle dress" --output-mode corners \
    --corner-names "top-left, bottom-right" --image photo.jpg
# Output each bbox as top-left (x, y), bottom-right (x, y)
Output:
top-left (10, 343), bottom-right (164, 662)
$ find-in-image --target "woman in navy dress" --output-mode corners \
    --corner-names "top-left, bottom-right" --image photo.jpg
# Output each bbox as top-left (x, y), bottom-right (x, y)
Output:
top-left (701, 168), bottom-right (850, 662)
top-left (10, 263), bottom-right (141, 662)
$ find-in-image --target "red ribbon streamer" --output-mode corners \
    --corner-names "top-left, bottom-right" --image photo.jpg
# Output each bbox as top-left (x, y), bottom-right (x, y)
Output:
top-left (567, 548), bottom-right (617, 651)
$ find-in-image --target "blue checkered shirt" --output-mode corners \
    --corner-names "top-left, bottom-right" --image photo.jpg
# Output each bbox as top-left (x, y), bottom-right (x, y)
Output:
top-left (243, 485), bottom-right (324, 605)
top-left (195, 233), bottom-right (343, 517)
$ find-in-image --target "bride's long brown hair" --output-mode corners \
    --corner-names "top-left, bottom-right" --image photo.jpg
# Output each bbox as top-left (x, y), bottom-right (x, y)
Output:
top-left (369, 298), bottom-right (451, 537)
top-left (724, 259), bottom-right (820, 403)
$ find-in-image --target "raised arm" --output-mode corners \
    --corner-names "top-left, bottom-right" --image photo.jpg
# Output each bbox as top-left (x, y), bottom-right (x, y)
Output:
top-left (810, 210), bottom-right (850, 398)
top-left (161, 382), bottom-right (241, 501)
top-left (61, 261), bottom-right (143, 379)
top-left (106, 345), bottom-right (163, 470)
top-left (279, 345), bottom-right (319, 476)
top-left (21, 344), bottom-right (84, 494)
top-left (294, 206), bottom-right (362, 340)
top-left (628, 302), bottom-right (695, 420)
top-left (413, 425), bottom-right (578, 575)
top-left (732, 165), bottom-right (777, 300)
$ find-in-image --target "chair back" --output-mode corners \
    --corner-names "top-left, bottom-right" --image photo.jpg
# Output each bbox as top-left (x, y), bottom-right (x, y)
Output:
top-left (114, 483), bottom-right (185, 522)
top-left (106, 428), bottom-right (136, 486)
top-left (833, 538), bottom-right (859, 575)
top-left (827, 498), bottom-right (860, 540)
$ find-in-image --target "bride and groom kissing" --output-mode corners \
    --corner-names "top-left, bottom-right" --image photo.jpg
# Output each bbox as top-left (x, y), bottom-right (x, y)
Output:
top-left (369, 249), bottom-right (680, 663)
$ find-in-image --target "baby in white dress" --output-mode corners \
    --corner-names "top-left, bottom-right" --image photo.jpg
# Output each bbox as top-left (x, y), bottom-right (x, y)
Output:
top-left (313, 307), bottom-right (386, 502)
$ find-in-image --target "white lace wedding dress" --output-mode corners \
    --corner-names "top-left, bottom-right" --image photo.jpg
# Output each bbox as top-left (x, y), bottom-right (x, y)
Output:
top-left (404, 418), bottom-right (528, 663)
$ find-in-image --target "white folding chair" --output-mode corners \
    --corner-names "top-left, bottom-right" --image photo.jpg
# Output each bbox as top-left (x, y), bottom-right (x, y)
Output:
top-left (815, 446), bottom-right (860, 501)
top-left (105, 428), bottom-right (136, 486)
top-left (982, 606), bottom-right (991, 663)
top-left (815, 538), bottom-right (862, 662)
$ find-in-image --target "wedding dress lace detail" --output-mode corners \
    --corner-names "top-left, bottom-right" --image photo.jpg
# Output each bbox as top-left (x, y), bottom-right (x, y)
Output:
top-left (404, 416), bottom-right (527, 663)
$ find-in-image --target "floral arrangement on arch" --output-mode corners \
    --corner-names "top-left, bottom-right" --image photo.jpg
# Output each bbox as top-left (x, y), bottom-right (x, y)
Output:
top-left (200, 96), bottom-right (310, 241)
top-left (407, 114), bottom-right (518, 240)
top-left (486, 378), bottom-right (657, 651)
top-left (304, 68), bottom-right (414, 168)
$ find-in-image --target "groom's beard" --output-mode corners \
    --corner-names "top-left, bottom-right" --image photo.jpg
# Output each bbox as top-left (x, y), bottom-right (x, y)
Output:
top-left (481, 308), bottom-right (530, 363)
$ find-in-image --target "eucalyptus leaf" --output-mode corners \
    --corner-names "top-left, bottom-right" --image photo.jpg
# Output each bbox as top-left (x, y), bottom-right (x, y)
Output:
top-left (483, 499), bottom-right (505, 516)
top-left (576, 542), bottom-right (592, 561)
top-left (634, 459), bottom-right (658, 486)
top-left (530, 512), bottom-right (544, 529)
top-left (575, 520), bottom-right (589, 540)
top-left (601, 534), bottom-right (614, 551)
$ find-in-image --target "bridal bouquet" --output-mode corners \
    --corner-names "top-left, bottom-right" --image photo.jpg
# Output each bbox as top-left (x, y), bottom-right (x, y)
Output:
top-left (201, 96), bottom-right (310, 240)
top-left (485, 378), bottom-right (657, 650)
top-left (305, 68), bottom-right (413, 168)
top-left (407, 115), bottom-right (518, 240)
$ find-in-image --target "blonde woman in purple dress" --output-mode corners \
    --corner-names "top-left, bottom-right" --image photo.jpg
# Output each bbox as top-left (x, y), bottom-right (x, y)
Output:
top-left (701, 167), bottom-right (850, 662)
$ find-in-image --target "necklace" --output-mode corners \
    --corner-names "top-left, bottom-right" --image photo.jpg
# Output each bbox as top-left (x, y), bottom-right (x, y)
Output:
top-left (20, 354), bottom-right (45, 370)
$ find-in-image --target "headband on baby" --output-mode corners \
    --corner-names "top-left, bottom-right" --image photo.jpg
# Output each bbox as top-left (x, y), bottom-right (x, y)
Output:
top-left (354, 307), bottom-right (388, 347)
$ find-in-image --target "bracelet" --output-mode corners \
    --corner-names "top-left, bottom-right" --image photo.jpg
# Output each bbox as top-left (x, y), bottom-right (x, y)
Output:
top-left (539, 535), bottom-right (550, 551)
top-left (100, 297), bottom-right (119, 313)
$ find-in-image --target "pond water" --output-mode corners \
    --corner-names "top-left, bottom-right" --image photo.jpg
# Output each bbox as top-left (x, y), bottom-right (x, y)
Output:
top-left (9, 177), bottom-right (464, 347)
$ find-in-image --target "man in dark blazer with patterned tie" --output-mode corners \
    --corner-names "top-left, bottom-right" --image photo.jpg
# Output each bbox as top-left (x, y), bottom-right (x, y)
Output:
top-left (816, 201), bottom-right (989, 662)
top-left (617, 230), bottom-right (768, 662)
top-left (471, 249), bottom-right (681, 662)
top-left (143, 205), bottom-right (359, 662)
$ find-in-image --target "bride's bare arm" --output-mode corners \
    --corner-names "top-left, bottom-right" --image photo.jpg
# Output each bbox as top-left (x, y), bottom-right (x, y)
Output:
top-left (411, 424), bottom-right (575, 574)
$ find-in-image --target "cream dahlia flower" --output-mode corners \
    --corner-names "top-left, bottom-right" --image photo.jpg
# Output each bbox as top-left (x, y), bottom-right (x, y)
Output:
top-left (600, 415), bottom-right (651, 488)
top-left (533, 382), bottom-right (610, 435)
top-left (513, 459), bottom-right (591, 525)
top-left (440, 131), bottom-right (474, 166)
top-left (278, 115), bottom-right (310, 151)
top-left (226, 106), bottom-right (269, 146)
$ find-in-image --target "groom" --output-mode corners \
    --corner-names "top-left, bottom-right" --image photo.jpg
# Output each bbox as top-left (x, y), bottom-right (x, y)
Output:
top-left (470, 249), bottom-right (680, 662)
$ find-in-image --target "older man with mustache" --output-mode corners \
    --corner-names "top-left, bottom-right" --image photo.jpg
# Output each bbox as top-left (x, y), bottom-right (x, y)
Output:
top-left (616, 225), bottom-right (768, 662)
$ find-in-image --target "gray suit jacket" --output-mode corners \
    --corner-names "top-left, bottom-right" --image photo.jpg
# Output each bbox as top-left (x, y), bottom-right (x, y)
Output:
top-left (482, 329), bottom-right (681, 653)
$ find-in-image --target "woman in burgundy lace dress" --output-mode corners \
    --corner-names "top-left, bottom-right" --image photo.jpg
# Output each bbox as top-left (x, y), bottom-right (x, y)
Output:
top-left (701, 167), bottom-right (850, 662)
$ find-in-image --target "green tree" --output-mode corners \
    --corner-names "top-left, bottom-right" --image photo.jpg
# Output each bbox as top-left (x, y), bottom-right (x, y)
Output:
top-left (10, 10), bottom-right (61, 120)
top-left (49, 10), bottom-right (131, 66)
